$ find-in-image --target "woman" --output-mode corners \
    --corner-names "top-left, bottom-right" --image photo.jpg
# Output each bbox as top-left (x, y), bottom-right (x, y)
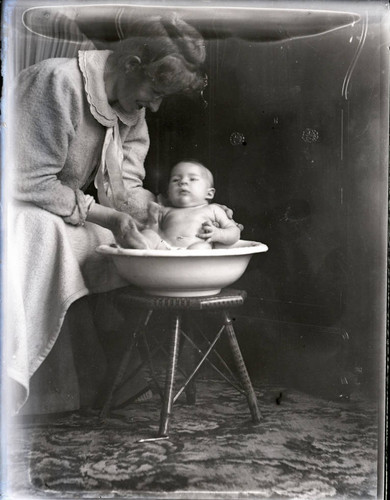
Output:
top-left (6, 13), bottom-right (208, 413)
top-left (15, 13), bottom-right (207, 241)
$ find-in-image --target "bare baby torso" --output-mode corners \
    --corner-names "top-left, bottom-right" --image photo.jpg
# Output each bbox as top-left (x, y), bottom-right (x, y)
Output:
top-left (159, 204), bottom-right (215, 248)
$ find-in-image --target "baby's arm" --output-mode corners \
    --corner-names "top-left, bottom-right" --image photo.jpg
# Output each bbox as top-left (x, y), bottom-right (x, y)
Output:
top-left (198, 205), bottom-right (241, 245)
top-left (134, 201), bottom-right (168, 248)
top-left (145, 201), bottom-right (167, 231)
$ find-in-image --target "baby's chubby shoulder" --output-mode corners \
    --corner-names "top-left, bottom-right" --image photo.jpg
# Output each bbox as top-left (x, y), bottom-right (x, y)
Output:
top-left (190, 203), bottom-right (217, 218)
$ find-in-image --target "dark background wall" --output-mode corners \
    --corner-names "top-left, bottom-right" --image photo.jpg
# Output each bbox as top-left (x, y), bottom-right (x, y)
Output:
top-left (144, 5), bottom-right (388, 399)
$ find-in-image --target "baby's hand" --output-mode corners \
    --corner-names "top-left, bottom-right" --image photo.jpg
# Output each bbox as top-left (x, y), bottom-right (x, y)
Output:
top-left (197, 221), bottom-right (221, 243)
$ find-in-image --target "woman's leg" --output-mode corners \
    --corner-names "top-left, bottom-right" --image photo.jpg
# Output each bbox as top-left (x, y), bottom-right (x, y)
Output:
top-left (90, 290), bottom-right (151, 408)
top-left (7, 203), bottom-right (127, 414)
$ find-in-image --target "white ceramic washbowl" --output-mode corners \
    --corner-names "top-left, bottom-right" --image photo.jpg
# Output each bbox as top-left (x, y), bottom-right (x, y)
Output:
top-left (97, 240), bottom-right (268, 297)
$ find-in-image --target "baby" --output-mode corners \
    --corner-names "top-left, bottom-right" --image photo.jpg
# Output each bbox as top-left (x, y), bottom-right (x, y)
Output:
top-left (141, 159), bottom-right (241, 250)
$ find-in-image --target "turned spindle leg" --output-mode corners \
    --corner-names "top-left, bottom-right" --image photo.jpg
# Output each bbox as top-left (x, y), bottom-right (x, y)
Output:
top-left (158, 313), bottom-right (181, 437)
top-left (223, 311), bottom-right (261, 424)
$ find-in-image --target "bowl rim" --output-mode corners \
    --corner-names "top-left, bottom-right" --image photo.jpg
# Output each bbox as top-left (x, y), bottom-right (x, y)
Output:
top-left (96, 239), bottom-right (268, 258)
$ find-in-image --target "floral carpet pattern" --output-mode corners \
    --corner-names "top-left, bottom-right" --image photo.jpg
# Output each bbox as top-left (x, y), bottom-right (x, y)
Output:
top-left (7, 380), bottom-right (379, 499)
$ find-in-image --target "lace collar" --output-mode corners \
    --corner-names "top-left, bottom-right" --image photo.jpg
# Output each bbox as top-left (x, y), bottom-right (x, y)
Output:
top-left (78, 50), bottom-right (143, 127)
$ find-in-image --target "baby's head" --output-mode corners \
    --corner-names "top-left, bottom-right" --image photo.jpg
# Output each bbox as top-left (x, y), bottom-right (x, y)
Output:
top-left (167, 159), bottom-right (215, 208)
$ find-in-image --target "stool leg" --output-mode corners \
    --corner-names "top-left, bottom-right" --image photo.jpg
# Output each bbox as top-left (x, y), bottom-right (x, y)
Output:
top-left (137, 316), bottom-right (164, 400)
top-left (223, 311), bottom-right (261, 424)
top-left (158, 313), bottom-right (181, 438)
top-left (182, 314), bottom-right (197, 405)
top-left (100, 309), bottom-right (152, 418)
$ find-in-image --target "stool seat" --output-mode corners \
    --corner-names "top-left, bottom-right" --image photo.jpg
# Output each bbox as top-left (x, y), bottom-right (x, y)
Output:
top-left (116, 288), bottom-right (247, 310)
top-left (100, 288), bottom-right (260, 440)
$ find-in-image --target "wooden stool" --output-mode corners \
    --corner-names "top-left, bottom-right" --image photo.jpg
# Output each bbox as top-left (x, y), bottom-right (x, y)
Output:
top-left (100, 288), bottom-right (261, 440)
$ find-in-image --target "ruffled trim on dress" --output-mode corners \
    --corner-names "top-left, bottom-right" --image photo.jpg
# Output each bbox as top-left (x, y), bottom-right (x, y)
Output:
top-left (78, 50), bottom-right (143, 128)
top-left (78, 50), bottom-right (116, 126)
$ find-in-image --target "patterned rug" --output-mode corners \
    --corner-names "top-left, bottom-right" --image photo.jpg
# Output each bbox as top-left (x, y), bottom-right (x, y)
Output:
top-left (7, 380), bottom-right (379, 499)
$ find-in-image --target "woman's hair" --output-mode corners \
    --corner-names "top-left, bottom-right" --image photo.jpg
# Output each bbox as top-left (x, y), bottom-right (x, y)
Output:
top-left (110, 13), bottom-right (207, 95)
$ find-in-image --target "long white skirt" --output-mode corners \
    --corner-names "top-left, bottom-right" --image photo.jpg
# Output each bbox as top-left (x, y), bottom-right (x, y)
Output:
top-left (4, 203), bottom-right (128, 413)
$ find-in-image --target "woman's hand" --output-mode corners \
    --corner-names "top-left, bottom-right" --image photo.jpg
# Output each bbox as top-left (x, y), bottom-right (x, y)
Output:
top-left (112, 212), bottom-right (150, 249)
top-left (213, 204), bottom-right (244, 232)
top-left (156, 193), bottom-right (169, 206)
top-left (145, 201), bottom-right (162, 230)
top-left (86, 203), bottom-right (149, 248)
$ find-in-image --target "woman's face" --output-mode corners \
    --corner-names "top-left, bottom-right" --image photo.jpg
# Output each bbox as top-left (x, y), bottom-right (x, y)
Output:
top-left (115, 70), bottom-right (165, 114)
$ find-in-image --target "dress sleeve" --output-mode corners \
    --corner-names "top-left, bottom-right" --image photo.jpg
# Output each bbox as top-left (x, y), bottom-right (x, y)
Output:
top-left (119, 111), bottom-right (156, 224)
top-left (13, 62), bottom-right (88, 225)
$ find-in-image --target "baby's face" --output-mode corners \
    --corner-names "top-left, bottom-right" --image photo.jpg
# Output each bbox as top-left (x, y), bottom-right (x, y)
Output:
top-left (168, 162), bottom-right (215, 208)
